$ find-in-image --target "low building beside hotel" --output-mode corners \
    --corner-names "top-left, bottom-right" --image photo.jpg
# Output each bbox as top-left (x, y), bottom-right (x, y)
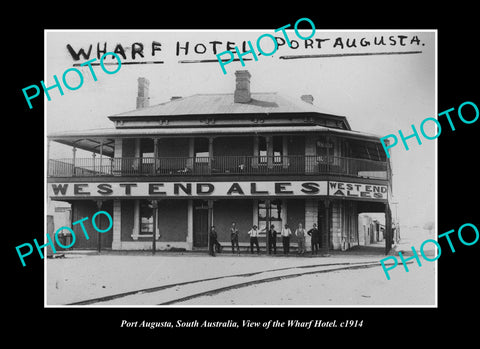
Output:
top-left (47, 70), bottom-right (394, 253)
top-left (358, 214), bottom-right (384, 246)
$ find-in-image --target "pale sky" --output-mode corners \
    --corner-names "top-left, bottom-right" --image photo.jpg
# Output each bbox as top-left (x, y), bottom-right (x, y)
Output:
top-left (45, 30), bottom-right (436, 228)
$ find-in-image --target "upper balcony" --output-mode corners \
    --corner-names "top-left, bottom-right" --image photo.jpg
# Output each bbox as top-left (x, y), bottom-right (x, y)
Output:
top-left (48, 155), bottom-right (390, 181)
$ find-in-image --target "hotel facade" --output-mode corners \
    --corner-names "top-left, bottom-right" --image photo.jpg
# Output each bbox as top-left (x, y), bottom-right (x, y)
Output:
top-left (47, 70), bottom-right (394, 254)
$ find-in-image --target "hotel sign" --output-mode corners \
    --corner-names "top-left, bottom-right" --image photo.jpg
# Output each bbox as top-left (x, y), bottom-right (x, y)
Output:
top-left (49, 181), bottom-right (387, 200)
top-left (329, 181), bottom-right (388, 200)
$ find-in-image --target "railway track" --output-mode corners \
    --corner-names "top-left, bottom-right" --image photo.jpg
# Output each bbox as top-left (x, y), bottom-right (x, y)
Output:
top-left (68, 259), bottom-right (399, 306)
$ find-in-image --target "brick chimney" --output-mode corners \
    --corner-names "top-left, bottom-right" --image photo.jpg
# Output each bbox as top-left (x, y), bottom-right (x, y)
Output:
top-left (301, 94), bottom-right (314, 104)
top-left (234, 70), bottom-right (251, 103)
top-left (136, 77), bottom-right (150, 109)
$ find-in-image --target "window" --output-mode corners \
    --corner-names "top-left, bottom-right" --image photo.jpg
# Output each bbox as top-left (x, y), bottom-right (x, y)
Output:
top-left (349, 140), bottom-right (386, 161)
top-left (258, 137), bottom-right (267, 163)
top-left (365, 142), bottom-right (385, 161)
top-left (194, 138), bottom-right (209, 163)
top-left (140, 200), bottom-right (154, 234)
top-left (257, 136), bottom-right (283, 164)
top-left (272, 136), bottom-right (283, 163)
top-left (141, 139), bottom-right (154, 158)
top-left (316, 137), bottom-right (334, 163)
top-left (258, 199), bottom-right (283, 232)
top-left (140, 139), bottom-right (154, 170)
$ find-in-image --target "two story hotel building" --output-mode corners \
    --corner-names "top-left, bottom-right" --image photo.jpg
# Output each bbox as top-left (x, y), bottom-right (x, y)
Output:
top-left (47, 70), bottom-right (394, 254)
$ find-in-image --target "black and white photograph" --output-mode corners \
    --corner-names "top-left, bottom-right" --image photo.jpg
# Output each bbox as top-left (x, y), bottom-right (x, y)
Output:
top-left (44, 29), bottom-right (437, 307)
top-left (7, 10), bottom-right (479, 340)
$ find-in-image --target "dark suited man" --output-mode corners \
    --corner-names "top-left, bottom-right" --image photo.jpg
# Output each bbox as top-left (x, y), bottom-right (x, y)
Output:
top-left (268, 224), bottom-right (278, 254)
top-left (209, 225), bottom-right (222, 256)
top-left (307, 223), bottom-right (320, 255)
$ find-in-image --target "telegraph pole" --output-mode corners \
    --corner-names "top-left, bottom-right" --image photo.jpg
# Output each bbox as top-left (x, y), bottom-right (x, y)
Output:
top-left (151, 200), bottom-right (158, 255)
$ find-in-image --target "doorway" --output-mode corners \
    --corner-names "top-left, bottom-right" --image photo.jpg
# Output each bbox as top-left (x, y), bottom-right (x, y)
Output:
top-left (193, 200), bottom-right (209, 247)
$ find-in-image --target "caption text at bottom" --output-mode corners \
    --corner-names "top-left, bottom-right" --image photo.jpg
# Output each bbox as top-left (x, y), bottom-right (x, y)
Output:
top-left (120, 319), bottom-right (363, 329)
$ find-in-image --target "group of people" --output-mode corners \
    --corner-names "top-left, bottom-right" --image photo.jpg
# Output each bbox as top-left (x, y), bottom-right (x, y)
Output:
top-left (209, 221), bottom-right (323, 256)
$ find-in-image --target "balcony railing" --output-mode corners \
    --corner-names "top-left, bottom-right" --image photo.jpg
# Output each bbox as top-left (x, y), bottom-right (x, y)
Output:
top-left (48, 156), bottom-right (389, 180)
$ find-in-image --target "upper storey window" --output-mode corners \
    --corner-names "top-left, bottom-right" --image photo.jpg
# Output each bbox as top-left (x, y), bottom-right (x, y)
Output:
top-left (349, 140), bottom-right (386, 161)
top-left (316, 137), bottom-right (334, 163)
top-left (195, 138), bottom-right (209, 163)
top-left (272, 136), bottom-right (283, 164)
top-left (258, 136), bottom-right (267, 163)
top-left (258, 136), bottom-right (283, 164)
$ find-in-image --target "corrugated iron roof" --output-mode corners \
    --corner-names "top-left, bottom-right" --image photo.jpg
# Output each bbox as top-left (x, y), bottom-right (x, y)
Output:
top-left (109, 92), bottom-right (340, 119)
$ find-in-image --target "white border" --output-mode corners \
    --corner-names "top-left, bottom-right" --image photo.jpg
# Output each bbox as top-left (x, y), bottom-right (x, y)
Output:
top-left (43, 29), bottom-right (438, 309)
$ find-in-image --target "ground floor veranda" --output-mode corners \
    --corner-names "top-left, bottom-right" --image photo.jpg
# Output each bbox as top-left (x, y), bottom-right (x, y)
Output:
top-left (48, 197), bottom-right (393, 254)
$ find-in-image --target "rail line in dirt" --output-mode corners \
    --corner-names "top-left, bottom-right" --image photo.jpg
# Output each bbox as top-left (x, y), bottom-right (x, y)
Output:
top-left (67, 260), bottom-right (399, 306)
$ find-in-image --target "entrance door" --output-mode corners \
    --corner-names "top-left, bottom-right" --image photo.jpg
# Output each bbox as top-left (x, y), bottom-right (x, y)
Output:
top-left (193, 201), bottom-right (209, 247)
